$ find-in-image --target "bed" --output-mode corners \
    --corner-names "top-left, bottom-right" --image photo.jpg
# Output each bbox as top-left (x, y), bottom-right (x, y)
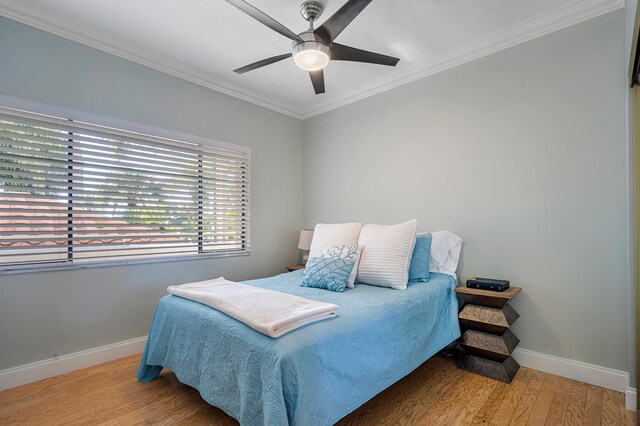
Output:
top-left (137, 269), bottom-right (460, 426)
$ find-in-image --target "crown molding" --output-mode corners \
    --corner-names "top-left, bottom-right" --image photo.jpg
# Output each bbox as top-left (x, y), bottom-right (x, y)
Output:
top-left (0, 0), bottom-right (305, 119)
top-left (299, 0), bottom-right (625, 118)
top-left (0, 0), bottom-right (624, 121)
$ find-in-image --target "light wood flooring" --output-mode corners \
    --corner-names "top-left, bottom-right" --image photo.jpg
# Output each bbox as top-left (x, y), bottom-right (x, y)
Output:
top-left (0, 353), bottom-right (636, 425)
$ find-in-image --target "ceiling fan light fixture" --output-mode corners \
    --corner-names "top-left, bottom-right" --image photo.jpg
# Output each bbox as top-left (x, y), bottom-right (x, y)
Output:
top-left (293, 41), bottom-right (330, 71)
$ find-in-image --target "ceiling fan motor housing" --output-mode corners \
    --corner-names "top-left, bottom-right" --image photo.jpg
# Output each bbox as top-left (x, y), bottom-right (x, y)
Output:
top-left (292, 31), bottom-right (329, 50)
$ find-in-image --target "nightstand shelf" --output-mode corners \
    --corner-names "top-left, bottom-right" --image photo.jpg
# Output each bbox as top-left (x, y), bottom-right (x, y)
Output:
top-left (459, 329), bottom-right (519, 362)
top-left (455, 286), bottom-right (522, 383)
top-left (458, 304), bottom-right (519, 334)
top-left (286, 264), bottom-right (305, 272)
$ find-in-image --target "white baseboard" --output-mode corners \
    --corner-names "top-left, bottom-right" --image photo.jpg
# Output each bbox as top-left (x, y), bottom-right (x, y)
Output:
top-left (0, 338), bottom-right (636, 413)
top-left (0, 336), bottom-right (147, 392)
top-left (512, 348), bottom-right (628, 391)
top-left (626, 387), bottom-right (637, 412)
top-left (513, 348), bottom-right (636, 411)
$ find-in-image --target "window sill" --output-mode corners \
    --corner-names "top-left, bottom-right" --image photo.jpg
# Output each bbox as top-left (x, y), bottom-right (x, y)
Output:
top-left (0, 250), bottom-right (250, 275)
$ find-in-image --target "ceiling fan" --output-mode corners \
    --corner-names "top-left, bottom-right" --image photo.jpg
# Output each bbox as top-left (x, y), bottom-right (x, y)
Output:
top-left (226, 0), bottom-right (400, 94)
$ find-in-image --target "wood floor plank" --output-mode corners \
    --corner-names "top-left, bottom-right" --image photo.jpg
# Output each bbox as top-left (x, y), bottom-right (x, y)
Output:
top-left (79, 381), bottom-right (199, 425)
top-left (0, 355), bottom-right (142, 420)
top-left (602, 388), bottom-right (622, 426)
top-left (449, 377), bottom-right (497, 426)
top-left (613, 390), bottom-right (636, 426)
top-left (543, 376), bottom-right (573, 425)
top-left (4, 375), bottom-right (148, 424)
top-left (470, 379), bottom-right (512, 425)
top-left (108, 389), bottom-right (211, 426)
top-left (409, 372), bottom-right (478, 424)
top-left (509, 368), bottom-right (545, 426)
top-left (431, 374), bottom-right (492, 425)
top-left (561, 380), bottom-right (587, 426)
top-left (404, 363), bottom-right (468, 425)
top-left (583, 384), bottom-right (604, 425)
top-left (623, 408), bottom-right (638, 426)
top-left (173, 405), bottom-right (238, 426)
top-left (0, 371), bottom-right (89, 415)
top-left (526, 373), bottom-right (559, 425)
top-left (0, 353), bottom-right (632, 426)
top-left (490, 368), bottom-right (530, 426)
top-left (375, 360), bottom-right (467, 426)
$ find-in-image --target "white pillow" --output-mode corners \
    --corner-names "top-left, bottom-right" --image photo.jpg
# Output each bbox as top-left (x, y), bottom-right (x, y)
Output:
top-left (321, 245), bottom-right (362, 289)
top-left (356, 219), bottom-right (418, 290)
top-left (429, 230), bottom-right (463, 278)
top-left (308, 223), bottom-right (362, 259)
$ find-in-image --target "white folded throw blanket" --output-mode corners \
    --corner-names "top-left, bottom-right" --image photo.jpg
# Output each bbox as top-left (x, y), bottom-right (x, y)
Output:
top-left (167, 277), bottom-right (339, 338)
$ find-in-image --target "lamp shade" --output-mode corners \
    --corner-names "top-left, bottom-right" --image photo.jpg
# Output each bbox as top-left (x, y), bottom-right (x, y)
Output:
top-left (298, 229), bottom-right (314, 251)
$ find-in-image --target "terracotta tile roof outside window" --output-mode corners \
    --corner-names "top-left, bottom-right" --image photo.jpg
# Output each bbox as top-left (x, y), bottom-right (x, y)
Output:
top-left (0, 195), bottom-right (180, 247)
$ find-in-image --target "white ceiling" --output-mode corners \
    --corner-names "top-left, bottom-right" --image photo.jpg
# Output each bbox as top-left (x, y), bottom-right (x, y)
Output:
top-left (0, 0), bottom-right (624, 118)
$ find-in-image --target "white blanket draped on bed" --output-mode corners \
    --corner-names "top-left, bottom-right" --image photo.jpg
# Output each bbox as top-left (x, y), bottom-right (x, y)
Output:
top-left (167, 277), bottom-right (339, 338)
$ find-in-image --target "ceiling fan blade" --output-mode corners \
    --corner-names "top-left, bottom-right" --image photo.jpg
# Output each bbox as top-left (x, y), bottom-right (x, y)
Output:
top-left (309, 70), bottom-right (325, 94)
top-left (330, 43), bottom-right (399, 66)
top-left (314, 0), bottom-right (373, 43)
top-left (234, 53), bottom-right (292, 74)
top-left (226, 0), bottom-right (303, 42)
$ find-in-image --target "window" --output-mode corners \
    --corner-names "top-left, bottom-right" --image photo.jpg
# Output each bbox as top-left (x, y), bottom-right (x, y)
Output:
top-left (0, 106), bottom-right (250, 272)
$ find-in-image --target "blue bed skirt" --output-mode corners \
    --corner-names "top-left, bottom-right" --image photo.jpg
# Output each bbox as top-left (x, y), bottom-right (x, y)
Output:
top-left (137, 271), bottom-right (460, 426)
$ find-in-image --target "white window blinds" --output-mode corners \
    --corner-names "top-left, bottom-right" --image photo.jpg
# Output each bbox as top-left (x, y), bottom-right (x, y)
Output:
top-left (0, 106), bottom-right (250, 272)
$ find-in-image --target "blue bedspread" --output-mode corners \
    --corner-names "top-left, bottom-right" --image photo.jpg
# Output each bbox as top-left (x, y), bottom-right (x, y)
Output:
top-left (137, 271), bottom-right (460, 426)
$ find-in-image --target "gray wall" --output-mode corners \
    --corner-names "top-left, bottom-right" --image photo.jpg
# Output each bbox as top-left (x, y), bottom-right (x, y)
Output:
top-left (303, 11), bottom-right (629, 372)
top-left (0, 17), bottom-right (303, 370)
top-left (0, 10), bottom-right (632, 378)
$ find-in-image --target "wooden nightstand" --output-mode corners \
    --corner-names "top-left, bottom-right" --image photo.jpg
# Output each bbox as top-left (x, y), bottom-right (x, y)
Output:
top-left (286, 264), bottom-right (305, 272)
top-left (455, 286), bottom-right (522, 383)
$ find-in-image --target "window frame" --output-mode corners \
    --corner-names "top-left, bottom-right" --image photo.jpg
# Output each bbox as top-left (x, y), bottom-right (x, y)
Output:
top-left (0, 95), bottom-right (251, 274)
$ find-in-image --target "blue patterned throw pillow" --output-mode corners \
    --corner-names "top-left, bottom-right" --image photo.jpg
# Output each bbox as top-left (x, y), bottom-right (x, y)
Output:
top-left (321, 244), bottom-right (361, 288)
top-left (301, 257), bottom-right (356, 292)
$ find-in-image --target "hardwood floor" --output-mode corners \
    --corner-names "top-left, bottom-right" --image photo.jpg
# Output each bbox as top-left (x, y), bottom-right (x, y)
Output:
top-left (0, 354), bottom-right (635, 425)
